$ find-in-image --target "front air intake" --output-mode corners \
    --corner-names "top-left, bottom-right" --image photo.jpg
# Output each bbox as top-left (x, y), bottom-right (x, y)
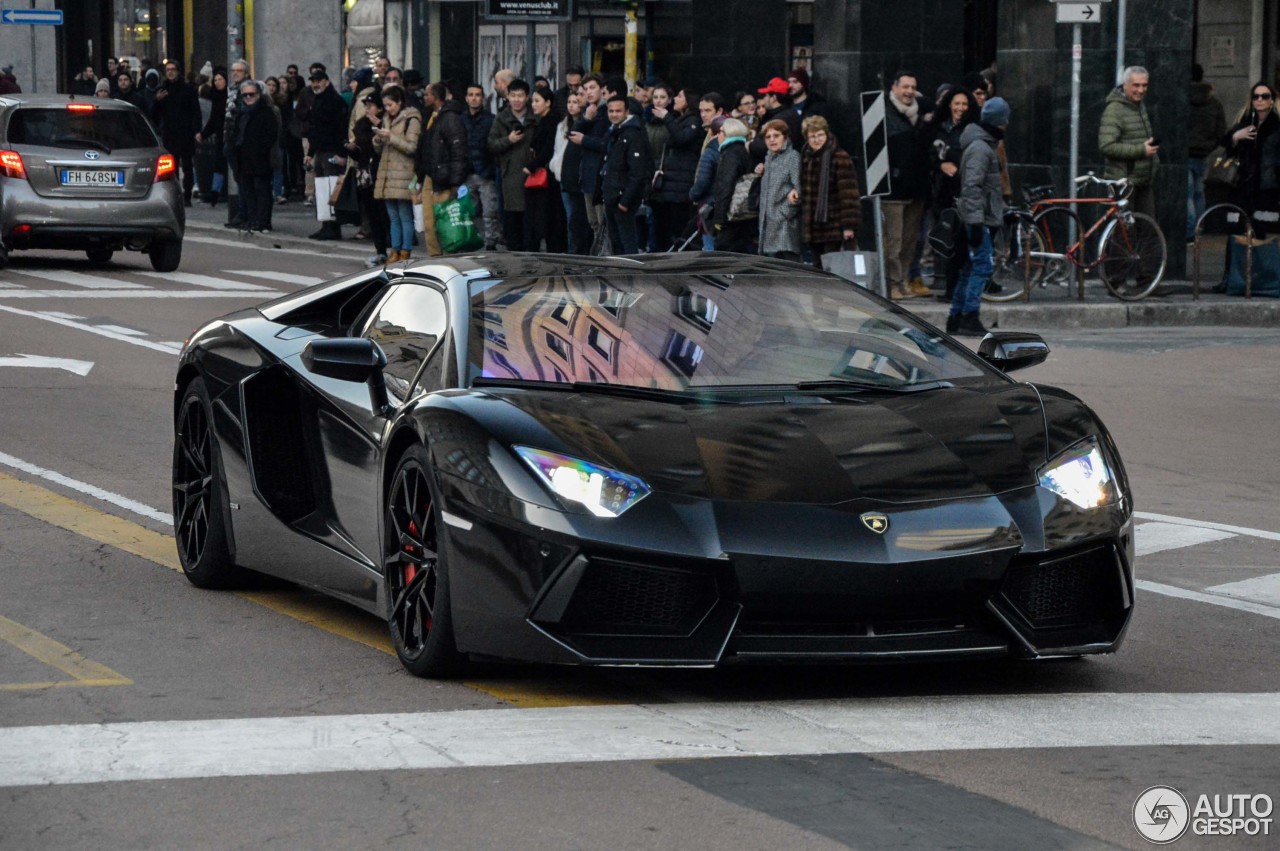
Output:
top-left (1001, 545), bottom-right (1118, 628)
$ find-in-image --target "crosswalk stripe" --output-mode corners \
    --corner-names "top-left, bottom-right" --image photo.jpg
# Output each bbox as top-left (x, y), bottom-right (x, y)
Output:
top-left (1206, 573), bottom-right (1280, 607)
top-left (0, 304), bottom-right (181, 354)
top-left (225, 270), bottom-right (325, 286)
top-left (139, 271), bottom-right (272, 291)
top-left (3, 692), bottom-right (1280, 787)
top-left (1134, 522), bottom-right (1236, 556)
top-left (1135, 511), bottom-right (1280, 543)
top-left (1137, 579), bottom-right (1280, 620)
top-left (11, 269), bottom-right (147, 289)
top-left (0, 281), bottom-right (19, 288)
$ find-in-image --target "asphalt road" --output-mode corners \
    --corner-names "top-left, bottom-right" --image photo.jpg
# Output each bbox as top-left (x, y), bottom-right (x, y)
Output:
top-left (1, 235), bottom-right (1278, 850)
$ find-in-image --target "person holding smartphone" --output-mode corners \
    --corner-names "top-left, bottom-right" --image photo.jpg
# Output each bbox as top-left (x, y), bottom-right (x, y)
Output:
top-left (487, 78), bottom-right (535, 251)
top-left (1098, 65), bottom-right (1159, 221)
top-left (1213, 82), bottom-right (1279, 291)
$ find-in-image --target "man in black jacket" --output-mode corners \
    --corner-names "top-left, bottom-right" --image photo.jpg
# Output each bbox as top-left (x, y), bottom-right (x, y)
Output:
top-left (229, 81), bottom-right (280, 233)
top-left (417, 82), bottom-right (469, 255)
top-left (601, 94), bottom-right (651, 254)
top-left (462, 83), bottom-right (500, 250)
top-left (567, 73), bottom-right (610, 253)
top-left (883, 70), bottom-right (933, 299)
top-left (304, 71), bottom-right (350, 240)
top-left (151, 61), bottom-right (203, 206)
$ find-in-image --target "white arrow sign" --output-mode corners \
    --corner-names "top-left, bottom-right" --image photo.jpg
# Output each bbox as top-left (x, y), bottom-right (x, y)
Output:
top-left (0, 8), bottom-right (64, 25)
top-left (0, 353), bottom-right (94, 375)
top-left (1056, 3), bottom-right (1103, 23)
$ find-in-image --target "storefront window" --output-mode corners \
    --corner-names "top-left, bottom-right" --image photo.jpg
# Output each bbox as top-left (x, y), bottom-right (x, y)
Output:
top-left (114, 0), bottom-right (168, 71)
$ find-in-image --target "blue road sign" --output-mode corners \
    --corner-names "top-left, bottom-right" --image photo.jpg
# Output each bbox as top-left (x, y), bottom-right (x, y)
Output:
top-left (0, 8), bottom-right (64, 25)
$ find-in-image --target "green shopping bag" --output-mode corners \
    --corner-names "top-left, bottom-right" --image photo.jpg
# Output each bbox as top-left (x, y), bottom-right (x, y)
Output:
top-left (433, 193), bottom-right (484, 254)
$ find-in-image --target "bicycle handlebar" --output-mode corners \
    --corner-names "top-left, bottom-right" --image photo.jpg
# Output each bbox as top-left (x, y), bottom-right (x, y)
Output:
top-left (1074, 172), bottom-right (1129, 189)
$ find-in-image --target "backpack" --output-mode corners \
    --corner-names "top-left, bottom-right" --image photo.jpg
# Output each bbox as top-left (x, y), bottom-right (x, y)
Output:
top-left (927, 207), bottom-right (960, 258)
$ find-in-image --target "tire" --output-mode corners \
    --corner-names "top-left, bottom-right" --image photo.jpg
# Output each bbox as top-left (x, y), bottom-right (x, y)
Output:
top-left (1098, 212), bottom-right (1167, 300)
top-left (983, 217), bottom-right (1046, 303)
top-left (85, 247), bottom-right (114, 264)
top-left (173, 377), bottom-right (242, 589)
top-left (384, 445), bottom-right (465, 678)
top-left (148, 238), bottom-right (182, 273)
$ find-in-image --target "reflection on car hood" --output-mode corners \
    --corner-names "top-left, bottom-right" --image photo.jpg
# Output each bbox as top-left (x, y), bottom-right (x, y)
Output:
top-left (480, 385), bottom-right (1050, 505)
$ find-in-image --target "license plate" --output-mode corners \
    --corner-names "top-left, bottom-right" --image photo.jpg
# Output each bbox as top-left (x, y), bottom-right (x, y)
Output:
top-left (59, 169), bottom-right (125, 187)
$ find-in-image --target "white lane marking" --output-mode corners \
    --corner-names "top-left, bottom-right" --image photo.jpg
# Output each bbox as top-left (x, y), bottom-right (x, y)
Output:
top-left (0, 289), bottom-right (278, 299)
top-left (0, 281), bottom-right (19, 288)
top-left (139, 271), bottom-right (271, 291)
top-left (225, 270), bottom-right (325, 286)
top-left (1137, 580), bottom-right (1280, 619)
top-left (1206, 573), bottom-right (1280, 607)
top-left (1135, 511), bottom-right (1280, 543)
top-left (0, 304), bottom-right (180, 354)
top-left (35, 311), bottom-right (83, 319)
top-left (93, 324), bottom-right (147, 337)
top-left (12, 269), bottom-right (147, 290)
top-left (0, 354), bottom-right (94, 376)
top-left (3, 693), bottom-right (1280, 787)
top-left (0, 450), bottom-right (171, 525)
top-left (1134, 522), bottom-right (1237, 556)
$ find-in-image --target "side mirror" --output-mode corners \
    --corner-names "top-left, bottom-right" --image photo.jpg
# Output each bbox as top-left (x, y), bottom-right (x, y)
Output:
top-left (977, 331), bottom-right (1050, 372)
top-left (301, 337), bottom-right (387, 382)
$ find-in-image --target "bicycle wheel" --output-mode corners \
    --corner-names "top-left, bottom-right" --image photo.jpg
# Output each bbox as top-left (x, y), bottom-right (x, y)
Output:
top-left (983, 217), bottom-right (1046, 303)
top-left (1097, 212), bottom-right (1167, 300)
top-left (1031, 206), bottom-right (1082, 286)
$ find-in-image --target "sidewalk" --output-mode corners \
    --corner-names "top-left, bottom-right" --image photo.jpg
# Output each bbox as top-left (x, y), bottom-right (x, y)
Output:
top-left (185, 199), bottom-right (1280, 328)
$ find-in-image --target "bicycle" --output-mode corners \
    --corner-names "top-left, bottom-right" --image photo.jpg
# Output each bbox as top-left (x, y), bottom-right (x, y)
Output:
top-left (984, 173), bottom-right (1169, 302)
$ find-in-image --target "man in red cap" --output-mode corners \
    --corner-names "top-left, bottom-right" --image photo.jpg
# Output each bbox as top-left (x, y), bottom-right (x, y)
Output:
top-left (749, 76), bottom-right (802, 161)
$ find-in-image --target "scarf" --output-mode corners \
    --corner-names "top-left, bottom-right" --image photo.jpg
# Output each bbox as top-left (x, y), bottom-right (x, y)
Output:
top-left (813, 142), bottom-right (833, 225)
top-left (889, 91), bottom-right (919, 126)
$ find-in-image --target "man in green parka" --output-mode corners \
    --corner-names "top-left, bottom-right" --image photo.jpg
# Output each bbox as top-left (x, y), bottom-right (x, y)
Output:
top-left (1098, 65), bottom-right (1159, 219)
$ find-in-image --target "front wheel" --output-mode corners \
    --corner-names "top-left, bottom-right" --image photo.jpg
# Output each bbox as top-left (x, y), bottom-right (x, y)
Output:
top-left (384, 445), bottom-right (465, 678)
top-left (148, 237), bottom-right (182, 273)
top-left (1098, 212), bottom-right (1166, 300)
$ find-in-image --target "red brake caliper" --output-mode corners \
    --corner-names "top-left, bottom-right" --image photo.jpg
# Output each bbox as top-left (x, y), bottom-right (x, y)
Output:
top-left (404, 518), bottom-right (419, 585)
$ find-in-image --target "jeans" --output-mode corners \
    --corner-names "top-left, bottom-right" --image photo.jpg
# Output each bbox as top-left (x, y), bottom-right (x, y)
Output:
top-left (1188, 156), bottom-right (1207, 239)
top-left (272, 169), bottom-right (283, 200)
top-left (385, 199), bottom-right (415, 252)
top-left (952, 225), bottom-right (993, 316)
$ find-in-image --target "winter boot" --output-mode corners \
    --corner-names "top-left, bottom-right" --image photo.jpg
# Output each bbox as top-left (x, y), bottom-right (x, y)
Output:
top-left (955, 312), bottom-right (989, 337)
top-left (945, 313), bottom-right (960, 334)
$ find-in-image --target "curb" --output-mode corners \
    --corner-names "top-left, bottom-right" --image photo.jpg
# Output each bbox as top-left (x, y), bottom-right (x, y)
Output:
top-left (910, 298), bottom-right (1280, 329)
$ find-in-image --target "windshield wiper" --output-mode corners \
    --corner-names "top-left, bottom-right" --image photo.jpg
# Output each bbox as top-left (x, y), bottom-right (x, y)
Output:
top-left (792, 378), bottom-right (955, 394)
top-left (471, 377), bottom-right (717, 404)
top-left (52, 136), bottom-right (112, 154)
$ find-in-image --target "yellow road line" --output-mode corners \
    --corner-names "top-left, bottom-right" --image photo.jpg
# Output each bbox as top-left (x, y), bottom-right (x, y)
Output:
top-left (0, 470), bottom-right (622, 706)
top-left (0, 614), bottom-right (132, 690)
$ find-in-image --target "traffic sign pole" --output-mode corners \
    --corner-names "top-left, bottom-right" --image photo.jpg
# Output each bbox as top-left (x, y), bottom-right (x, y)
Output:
top-left (1070, 22), bottom-right (1081, 230)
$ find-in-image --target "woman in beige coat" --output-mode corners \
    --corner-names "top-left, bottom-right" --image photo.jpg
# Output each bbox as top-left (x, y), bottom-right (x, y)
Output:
top-left (372, 85), bottom-right (422, 260)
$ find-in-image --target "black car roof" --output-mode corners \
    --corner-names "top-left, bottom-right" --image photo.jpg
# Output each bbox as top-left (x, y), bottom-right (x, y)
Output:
top-left (397, 252), bottom-right (835, 282)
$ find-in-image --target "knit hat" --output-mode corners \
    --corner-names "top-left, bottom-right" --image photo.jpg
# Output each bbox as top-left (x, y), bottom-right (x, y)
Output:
top-left (94, 78), bottom-right (111, 95)
top-left (787, 69), bottom-right (810, 91)
top-left (981, 96), bottom-right (1010, 127)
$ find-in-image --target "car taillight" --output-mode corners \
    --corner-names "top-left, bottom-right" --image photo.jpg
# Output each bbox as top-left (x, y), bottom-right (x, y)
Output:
top-left (66, 103), bottom-right (95, 112)
top-left (155, 154), bottom-right (176, 182)
top-left (0, 150), bottom-right (26, 179)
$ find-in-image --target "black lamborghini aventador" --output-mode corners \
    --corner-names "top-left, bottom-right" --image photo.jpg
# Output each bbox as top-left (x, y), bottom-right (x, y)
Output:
top-left (172, 254), bottom-right (1135, 677)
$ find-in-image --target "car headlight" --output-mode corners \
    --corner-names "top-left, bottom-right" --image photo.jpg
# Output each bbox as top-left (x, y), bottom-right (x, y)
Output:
top-left (1037, 437), bottom-right (1119, 510)
top-left (514, 446), bottom-right (651, 518)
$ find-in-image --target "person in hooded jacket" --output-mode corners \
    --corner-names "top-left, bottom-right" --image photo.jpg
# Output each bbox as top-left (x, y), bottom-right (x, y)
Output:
top-left (952, 97), bottom-right (1010, 337)
top-left (648, 87), bottom-right (703, 251)
top-left (140, 68), bottom-right (162, 122)
top-left (600, 94), bottom-right (652, 254)
top-left (711, 118), bottom-right (755, 253)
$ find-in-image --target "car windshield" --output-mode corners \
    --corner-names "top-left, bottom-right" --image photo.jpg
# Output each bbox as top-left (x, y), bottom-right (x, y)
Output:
top-left (467, 273), bottom-right (999, 391)
top-left (6, 107), bottom-right (158, 151)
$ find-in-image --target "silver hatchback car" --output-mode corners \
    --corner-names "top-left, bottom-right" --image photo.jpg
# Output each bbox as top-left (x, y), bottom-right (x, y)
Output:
top-left (0, 94), bottom-right (185, 271)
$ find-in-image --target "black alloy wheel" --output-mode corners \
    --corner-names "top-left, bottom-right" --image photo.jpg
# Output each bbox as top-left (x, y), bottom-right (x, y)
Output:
top-left (384, 446), bottom-right (464, 677)
top-left (172, 377), bottom-right (238, 588)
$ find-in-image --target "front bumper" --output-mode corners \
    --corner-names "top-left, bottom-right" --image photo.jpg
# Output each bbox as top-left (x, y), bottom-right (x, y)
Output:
top-left (441, 480), bottom-right (1136, 666)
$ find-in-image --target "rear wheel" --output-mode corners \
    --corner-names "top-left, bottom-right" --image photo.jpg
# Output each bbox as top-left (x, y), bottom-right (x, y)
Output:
top-left (85, 247), bottom-right (114, 264)
top-left (149, 238), bottom-right (182, 273)
top-left (173, 377), bottom-right (241, 588)
top-left (384, 445), bottom-right (465, 678)
top-left (1098, 212), bottom-right (1166, 300)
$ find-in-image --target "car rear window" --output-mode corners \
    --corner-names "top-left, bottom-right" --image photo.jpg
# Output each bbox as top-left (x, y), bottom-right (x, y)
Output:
top-left (6, 107), bottom-right (158, 151)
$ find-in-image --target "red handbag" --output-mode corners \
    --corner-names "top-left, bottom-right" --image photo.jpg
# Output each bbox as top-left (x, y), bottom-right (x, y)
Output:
top-left (524, 167), bottom-right (549, 189)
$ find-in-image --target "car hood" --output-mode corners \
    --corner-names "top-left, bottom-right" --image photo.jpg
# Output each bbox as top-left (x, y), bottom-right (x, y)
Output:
top-left (476, 384), bottom-right (1052, 505)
